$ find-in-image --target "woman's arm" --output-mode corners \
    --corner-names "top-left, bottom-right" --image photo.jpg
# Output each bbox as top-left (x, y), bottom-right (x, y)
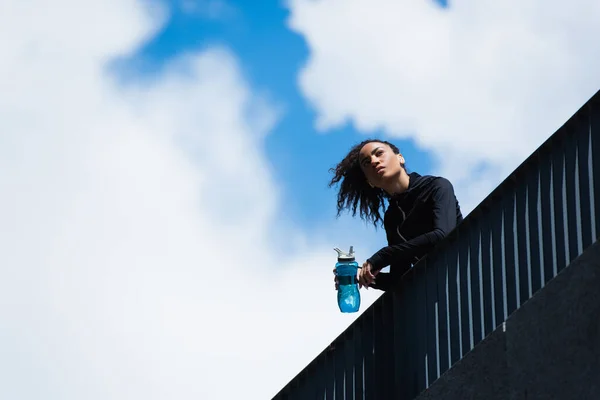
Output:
top-left (367, 177), bottom-right (459, 272)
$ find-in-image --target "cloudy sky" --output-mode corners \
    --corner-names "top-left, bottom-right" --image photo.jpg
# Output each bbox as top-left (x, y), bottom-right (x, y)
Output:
top-left (2, 0), bottom-right (600, 398)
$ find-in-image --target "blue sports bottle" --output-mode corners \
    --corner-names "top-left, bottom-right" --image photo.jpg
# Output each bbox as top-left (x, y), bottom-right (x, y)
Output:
top-left (334, 246), bottom-right (361, 313)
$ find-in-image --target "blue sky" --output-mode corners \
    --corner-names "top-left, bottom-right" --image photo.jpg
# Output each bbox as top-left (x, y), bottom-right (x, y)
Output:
top-left (3, 1), bottom-right (600, 399)
top-left (121, 0), bottom-right (439, 228)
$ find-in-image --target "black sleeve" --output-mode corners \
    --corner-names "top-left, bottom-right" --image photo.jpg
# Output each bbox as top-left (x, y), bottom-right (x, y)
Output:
top-left (367, 178), bottom-right (458, 272)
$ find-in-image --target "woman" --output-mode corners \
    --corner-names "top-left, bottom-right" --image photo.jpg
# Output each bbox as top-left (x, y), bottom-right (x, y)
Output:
top-left (330, 139), bottom-right (463, 291)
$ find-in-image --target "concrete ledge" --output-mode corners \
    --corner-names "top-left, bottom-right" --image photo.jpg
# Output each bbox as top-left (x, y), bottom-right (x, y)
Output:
top-left (415, 239), bottom-right (600, 400)
top-left (415, 326), bottom-right (507, 400)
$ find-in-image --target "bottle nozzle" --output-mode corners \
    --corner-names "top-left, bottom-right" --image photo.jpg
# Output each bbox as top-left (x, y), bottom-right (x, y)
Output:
top-left (334, 246), bottom-right (355, 261)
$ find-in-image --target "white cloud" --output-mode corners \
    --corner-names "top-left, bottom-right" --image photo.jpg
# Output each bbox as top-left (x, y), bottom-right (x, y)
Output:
top-left (286, 0), bottom-right (600, 213)
top-left (0, 1), bottom-right (381, 399)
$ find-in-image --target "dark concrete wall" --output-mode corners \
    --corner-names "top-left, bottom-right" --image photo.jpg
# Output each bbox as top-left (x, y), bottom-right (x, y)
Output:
top-left (415, 240), bottom-right (600, 400)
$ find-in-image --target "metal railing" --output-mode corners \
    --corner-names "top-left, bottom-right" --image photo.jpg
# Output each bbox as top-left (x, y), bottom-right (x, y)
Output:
top-left (271, 89), bottom-right (600, 400)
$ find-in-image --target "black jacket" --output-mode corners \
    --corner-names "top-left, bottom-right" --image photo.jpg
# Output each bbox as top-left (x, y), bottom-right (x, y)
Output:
top-left (367, 172), bottom-right (463, 291)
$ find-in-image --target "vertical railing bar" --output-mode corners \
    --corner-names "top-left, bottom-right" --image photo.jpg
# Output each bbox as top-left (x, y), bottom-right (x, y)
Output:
top-left (539, 147), bottom-right (555, 286)
top-left (492, 199), bottom-right (505, 326)
top-left (372, 301), bottom-right (383, 400)
top-left (343, 327), bottom-right (354, 400)
top-left (525, 182), bottom-right (533, 298)
top-left (334, 335), bottom-right (345, 399)
top-left (537, 162), bottom-right (545, 288)
top-left (501, 217), bottom-right (508, 320)
top-left (403, 268), bottom-right (419, 399)
top-left (515, 173), bottom-right (529, 306)
top-left (575, 112), bottom-right (593, 250)
top-left (503, 184), bottom-right (518, 317)
top-left (435, 252), bottom-right (449, 377)
top-left (297, 362), bottom-right (313, 400)
top-left (562, 148), bottom-right (571, 265)
top-left (283, 379), bottom-right (294, 400)
top-left (376, 299), bottom-right (386, 400)
top-left (575, 137), bottom-right (583, 255)
top-left (549, 150), bottom-right (558, 278)
top-left (325, 346), bottom-right (335, 400)
top-left (362, 309), bottom-right (374, 400)
top-left (591, 97), bottom-right (600, 241)
top-left (435, 300), bottom-right (440, 382)
top-left (446, 238), bottom-right (461, 365)
top-left (565, 127), bottom-right (580, 264)
top-left (478, 229), bottom-right (485, 337)
top-left (446, 263), bottom-right (452, 366)
top-left (549, 156), bottom-right (557, 279)
top-left (446, 268), bottom-right (450, 369)
top-left (306, 369), bottom-right (315, 400)
top-left (426, 257), bottom-right (439, 383)
top-left (381, 294), bottom-right (395, 399)
top-left (295, 367), bottom-right (304, 400)
top-left (527, 166), bottom-right (542, 297)
top-left (588, 121), bottom-right (597, 242)
top-left (513, 191), bottom-right (520, 308)
top-left (468, 250), bottom-right (474, 350)
top-left (552, 135), bottom-right (568, 273)
top-left (392, 288), bottom-right (405, 399)
top-left (316, 352), bottom-right (327, 400)
top-left (458, 230), bottom-right (472, 355)
top-left (353, 319), bottom-right (363, 400)
top-left (415, 262), bottom-right (429, 394)
top-left (456, 242), bottom-right (464, 358)
top-left (480, 209), bottom-right (494, 336)
top-left (468, 219), bottom-right (483, 345)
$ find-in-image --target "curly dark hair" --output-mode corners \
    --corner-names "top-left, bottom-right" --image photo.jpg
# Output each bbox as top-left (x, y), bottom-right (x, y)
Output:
top-left (328, 139), bottom-right (405, 227)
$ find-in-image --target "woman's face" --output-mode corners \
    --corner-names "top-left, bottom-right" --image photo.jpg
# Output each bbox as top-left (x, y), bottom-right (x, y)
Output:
top-left (358, 142), bottom-right (404, 187)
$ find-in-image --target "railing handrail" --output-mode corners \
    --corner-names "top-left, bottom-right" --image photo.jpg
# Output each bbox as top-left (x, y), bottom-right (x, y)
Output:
top-left (272, 88), bottom-right (600, 399)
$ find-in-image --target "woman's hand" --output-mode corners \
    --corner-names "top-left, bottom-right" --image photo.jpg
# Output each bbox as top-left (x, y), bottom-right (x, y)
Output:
top-left (358, 261), bottom-right (378, 288)
top-left (333, 268), bottom-right (339, 290)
